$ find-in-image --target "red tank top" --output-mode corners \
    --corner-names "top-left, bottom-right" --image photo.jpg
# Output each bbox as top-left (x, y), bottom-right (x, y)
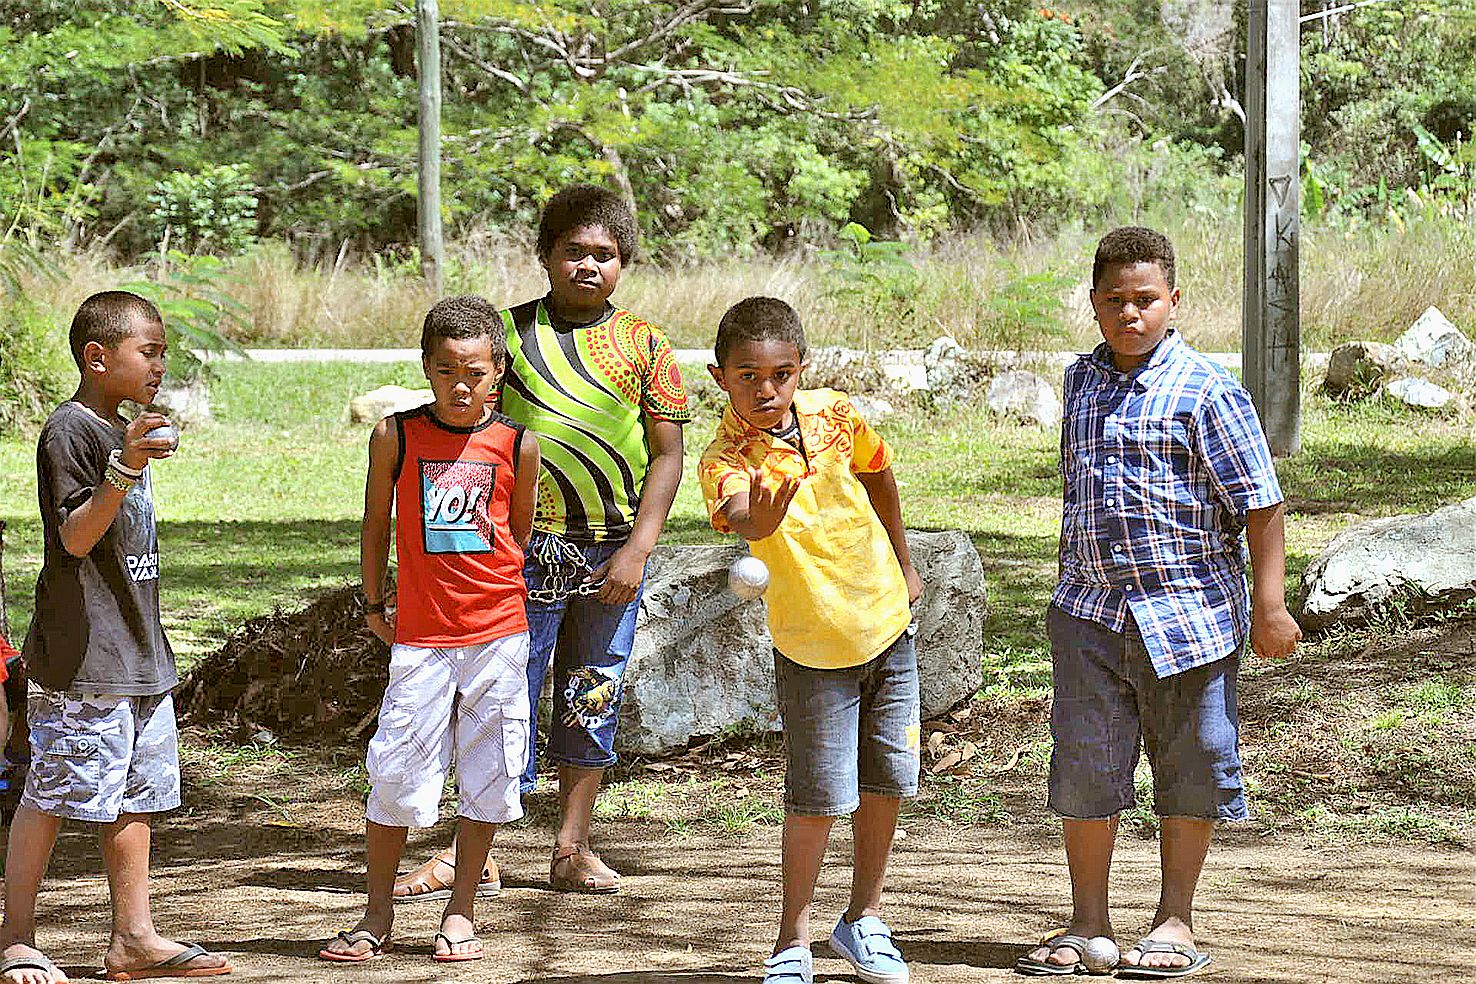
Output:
top-left (392, 406), bottom-right (528, 647)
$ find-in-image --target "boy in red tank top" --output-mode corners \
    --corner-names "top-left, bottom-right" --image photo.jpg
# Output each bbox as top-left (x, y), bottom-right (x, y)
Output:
top-left (320, 296), bottom-right (541, 965)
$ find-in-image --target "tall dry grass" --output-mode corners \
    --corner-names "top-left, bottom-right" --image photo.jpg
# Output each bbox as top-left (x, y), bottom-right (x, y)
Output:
top-left (10, 214), bottom-right (1475, 355)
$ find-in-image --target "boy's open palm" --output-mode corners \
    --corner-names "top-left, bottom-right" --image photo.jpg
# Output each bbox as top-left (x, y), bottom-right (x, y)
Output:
top-left (1250, 606), bottom-right (1301, 659)
top-left (745, 468), bottom-right (800, 539)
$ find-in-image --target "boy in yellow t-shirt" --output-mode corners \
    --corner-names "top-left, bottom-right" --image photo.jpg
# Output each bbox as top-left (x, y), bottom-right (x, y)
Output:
top-left (699, 297), bottom-right (922, 984)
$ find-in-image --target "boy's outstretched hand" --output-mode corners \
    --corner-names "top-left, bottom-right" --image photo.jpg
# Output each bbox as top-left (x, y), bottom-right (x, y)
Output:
top-left (741, 467), bottom-right (800, 540)
top-left (1250, 605), bottom-right (1301, 659)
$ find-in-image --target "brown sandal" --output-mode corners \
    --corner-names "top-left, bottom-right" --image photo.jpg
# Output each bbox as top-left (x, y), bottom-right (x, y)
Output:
top-left (549, 843), bottom-right (620, 894)
top-left (393, 849), bottom-right (501, 903)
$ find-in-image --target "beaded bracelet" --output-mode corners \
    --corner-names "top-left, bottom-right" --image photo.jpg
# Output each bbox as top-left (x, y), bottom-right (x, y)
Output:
top-left (364, 598), bottom-right (386, 615)
top-left (103, 467), bottom-right (136, 494)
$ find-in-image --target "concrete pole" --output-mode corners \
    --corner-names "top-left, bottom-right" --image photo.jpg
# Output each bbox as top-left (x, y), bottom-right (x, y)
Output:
top-left (416, 0), bottom-right (444, 295)
top-left (1243, 0), bottom-right (1301, 456)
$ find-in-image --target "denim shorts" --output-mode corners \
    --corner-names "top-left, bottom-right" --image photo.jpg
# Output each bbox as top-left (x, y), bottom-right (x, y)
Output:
top-left (774, 630), bottom-right (921, 817)
top-left (22, 687), bottom-right (180, 823)
top-left (521, 531), bottom-right (643, 790)
top-left (1046, 605), bottom-right (1246, 821)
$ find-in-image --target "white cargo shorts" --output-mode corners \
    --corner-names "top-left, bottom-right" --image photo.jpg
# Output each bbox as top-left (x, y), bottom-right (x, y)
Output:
top-left (365, 631), bottom-right (530, 828)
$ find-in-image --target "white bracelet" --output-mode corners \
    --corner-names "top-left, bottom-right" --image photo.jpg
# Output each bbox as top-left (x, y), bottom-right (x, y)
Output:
top-left (107, 448), bottom-right (144, 479)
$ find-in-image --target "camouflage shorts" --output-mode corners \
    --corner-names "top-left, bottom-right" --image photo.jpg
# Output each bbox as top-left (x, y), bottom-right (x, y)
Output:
top-left (21, 687), bottom-right (180, 822)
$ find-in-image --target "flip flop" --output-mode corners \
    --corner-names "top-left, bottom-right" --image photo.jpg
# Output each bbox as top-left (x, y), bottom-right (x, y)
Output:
top-left (104, 942), bottom-right (233, 979)
top-left (1015, 930), bottom-right (1088, 976)
top-left (393, 852), bottom-right (501, 903)
top-left (1115, 939), bottom-right (1212, 979)
top-left (317, 930), bottom-right (390, 963)
top-left (0, 951), bottom-right (65, 983)
top-left (432, 932), bottom-right (483, 963)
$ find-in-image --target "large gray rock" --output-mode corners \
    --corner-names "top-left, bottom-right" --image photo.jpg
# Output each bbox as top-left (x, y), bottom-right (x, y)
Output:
top-left (1323, 341), bottom-right (1406, 398)
top-left (985, 370), bottom-right (1062, 428)
top-left (350, 385), bottom-right (432, 423)
top-left (1392, 307), bottom-right (1474, 368)
top-left (1383, 376), bottom-right (1457, 411)
top-left (152, 378), bottom-right (212, 427)
top-left (923, 335), bottom-right (973, 404)
top-left (618, 530), bottom-right (988, 756)
top-left (1297, 497), bottom-right (1476, 631)
top-left (849, 393), bottom-right (896, 425)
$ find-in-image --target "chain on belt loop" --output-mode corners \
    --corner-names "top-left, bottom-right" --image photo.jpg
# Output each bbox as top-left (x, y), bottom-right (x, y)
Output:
top-left (525, 532), bottom-right (605, 604)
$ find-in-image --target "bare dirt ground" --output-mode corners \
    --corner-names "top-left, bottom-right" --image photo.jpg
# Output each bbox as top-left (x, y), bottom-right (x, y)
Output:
top-left (13, 805), bottom-right (1474, 984)
top-left (11, 619), bottom-right (1470, 984)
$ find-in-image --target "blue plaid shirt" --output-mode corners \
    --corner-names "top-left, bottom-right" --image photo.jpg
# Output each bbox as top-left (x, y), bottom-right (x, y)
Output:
top-left (1053, 331), bottom-right (1283, 678)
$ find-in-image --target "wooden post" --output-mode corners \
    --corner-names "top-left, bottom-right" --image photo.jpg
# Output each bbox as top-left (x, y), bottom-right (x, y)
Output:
top-left (1243, 0), bottom-right (1301, 456)
top-left (416, 0), bottom-right (444, 295)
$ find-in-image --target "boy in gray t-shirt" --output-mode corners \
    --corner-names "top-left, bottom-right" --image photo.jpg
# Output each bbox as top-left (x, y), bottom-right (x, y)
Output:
top-left (0, 292), bottom-right (232, 983)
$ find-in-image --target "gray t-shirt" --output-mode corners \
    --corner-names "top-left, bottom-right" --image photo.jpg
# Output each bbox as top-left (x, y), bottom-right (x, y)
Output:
top-left (24, 401), bottom-right (176, 695)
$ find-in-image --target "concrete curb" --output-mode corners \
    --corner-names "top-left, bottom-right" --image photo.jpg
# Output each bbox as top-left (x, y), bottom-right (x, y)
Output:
top-left (203, 347), bottom-right (1333, 372)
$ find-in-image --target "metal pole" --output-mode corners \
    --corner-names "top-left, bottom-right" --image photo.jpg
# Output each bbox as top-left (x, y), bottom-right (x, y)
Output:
top-left (1243, 0), bottom-right (1301, 456)
top-left (416, 0), bottom-right (444, 295)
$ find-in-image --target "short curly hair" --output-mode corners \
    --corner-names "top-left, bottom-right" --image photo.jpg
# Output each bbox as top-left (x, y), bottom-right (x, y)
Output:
top-left (715, 297), bottom-right (807, 366)
top-left (420, 295), bottom-right (506, 360)
top-left (1092, 226), bottom-right (1176, 290)
top-left (69, 291), bottom-right (163, 369)
top-left (536, 185), bottom-right (639, 262)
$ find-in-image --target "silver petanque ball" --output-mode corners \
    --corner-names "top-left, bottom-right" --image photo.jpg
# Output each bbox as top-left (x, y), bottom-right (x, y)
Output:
top-left (145, 423), bottom-right (180, 451)
top-left (1082, 937), bottom-right (1120, 974)
top-left (727, 555), bottom-right (770, 600)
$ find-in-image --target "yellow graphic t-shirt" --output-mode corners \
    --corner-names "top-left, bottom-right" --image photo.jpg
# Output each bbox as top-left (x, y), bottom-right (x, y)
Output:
top-left (699, 389), bottom-right (911, 670)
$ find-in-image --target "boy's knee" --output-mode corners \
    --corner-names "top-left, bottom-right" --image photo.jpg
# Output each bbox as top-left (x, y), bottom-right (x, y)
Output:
top-left (367, 781), bottom-right (441, 829)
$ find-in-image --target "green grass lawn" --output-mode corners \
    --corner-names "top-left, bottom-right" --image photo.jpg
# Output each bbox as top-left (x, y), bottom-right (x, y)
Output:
top-left (2, 361), bottom-right (1473, 682)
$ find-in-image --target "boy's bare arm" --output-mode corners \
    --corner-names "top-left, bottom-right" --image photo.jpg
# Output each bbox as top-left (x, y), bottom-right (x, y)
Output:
top-left (592, 417), bottom-right (684, 604)
top-left (857, 467), bottom-right (923, 603)
top-left (361, 418), bottom-right (398, 646)
top-left (1245, 502), bottom-right (1301, 658)
top-left (58, 411), bottom-right (173, 558)
top-left (511, 432), bottom-right (542, 549)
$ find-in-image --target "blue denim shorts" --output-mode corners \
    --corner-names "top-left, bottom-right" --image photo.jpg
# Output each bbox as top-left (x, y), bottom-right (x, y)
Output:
top-left (521, 532), bottom-right (643, 791)
top-left (773, 630), bottom-right (921, 817)
top-left (1046, 605), bottom-right (1246, 821)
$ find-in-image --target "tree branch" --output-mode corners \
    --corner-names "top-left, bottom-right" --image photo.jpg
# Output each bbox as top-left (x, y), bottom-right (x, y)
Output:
top-left (630, 62), bottom-right (873, 120)
top-left (1299, 0), bottom-right (1402, 25)
top-left (442, 34), bottom-right (531, 93)
top-left (605, 1), bottom-right (754, 64)
top-left (0, 96), bottom-right (30, 142)
top-left (1090, 53), bottom-right (1168, 111)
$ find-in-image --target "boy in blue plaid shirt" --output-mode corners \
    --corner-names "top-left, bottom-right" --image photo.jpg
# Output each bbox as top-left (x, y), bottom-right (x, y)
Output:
top-left (1018, 228), bottom-right (1301, 979)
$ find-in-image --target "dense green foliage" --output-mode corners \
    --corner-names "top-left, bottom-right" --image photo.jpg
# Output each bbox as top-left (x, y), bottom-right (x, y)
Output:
top-left (0, 1), bottom-right (1107, 257)
top-left (9, 1), bottom-right (1471, 262)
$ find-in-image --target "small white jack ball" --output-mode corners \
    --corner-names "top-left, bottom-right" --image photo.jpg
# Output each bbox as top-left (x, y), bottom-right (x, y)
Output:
top-left (727, 555), bottom-right (769, 600)
top-left (1082, 936), bottom-right (1120, 973)
top-left (145, 423), bottom-right (179, 452)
